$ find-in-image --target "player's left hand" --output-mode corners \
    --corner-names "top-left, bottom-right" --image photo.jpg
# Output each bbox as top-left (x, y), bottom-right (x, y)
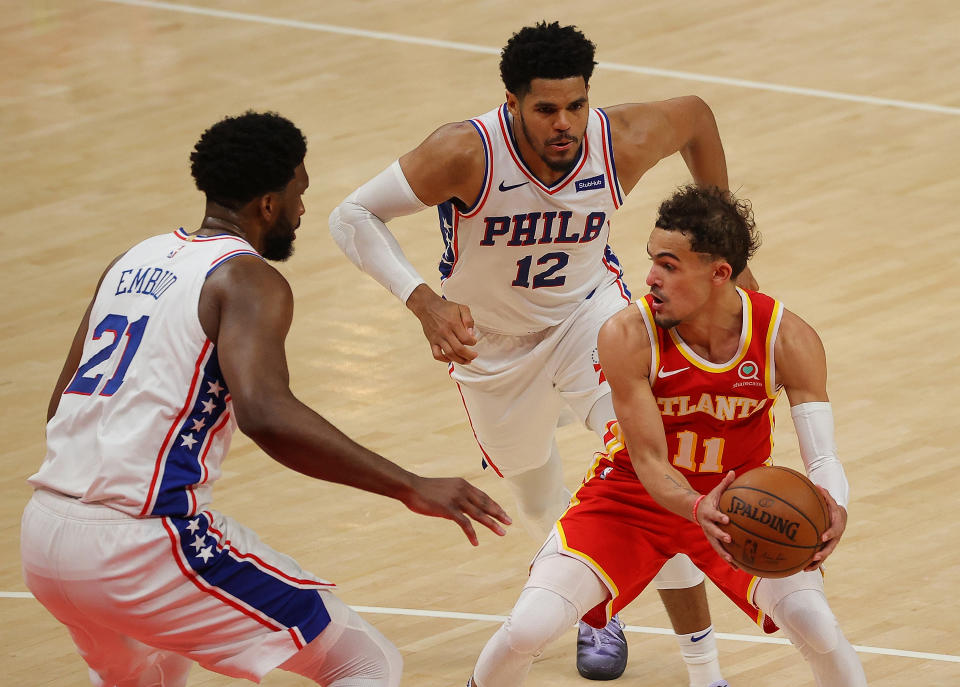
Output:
top-left (402, 475), bottom-right (512, 546)
top-left (804, 486), bottom-right (847, 570)
top-left (695, 471), bottom-right (738, 568)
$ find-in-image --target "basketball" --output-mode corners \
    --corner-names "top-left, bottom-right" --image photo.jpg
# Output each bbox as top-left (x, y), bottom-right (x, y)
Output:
top-left (717, 466), bottom-right (829, 578)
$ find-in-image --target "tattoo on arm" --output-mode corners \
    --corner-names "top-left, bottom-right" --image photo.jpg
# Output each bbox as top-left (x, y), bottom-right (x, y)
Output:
top-left (665, 473), bottom-right (698, 497)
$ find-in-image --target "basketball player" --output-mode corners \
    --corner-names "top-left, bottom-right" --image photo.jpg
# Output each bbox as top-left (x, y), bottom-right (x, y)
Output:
top-left (468, 185), bottom-right (867, 686)
top-left (329, 21), bottom-right (751, 684)
top-left (20, 111), bottom-right (510, 687)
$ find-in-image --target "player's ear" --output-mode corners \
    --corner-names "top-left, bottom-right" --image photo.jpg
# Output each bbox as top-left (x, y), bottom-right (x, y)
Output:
top-left (712, 260), bottom-right (733, 285)
top-left (258, 192), bottom-right (277, 222)
top-left (505, 90), bottom-right (519, 116)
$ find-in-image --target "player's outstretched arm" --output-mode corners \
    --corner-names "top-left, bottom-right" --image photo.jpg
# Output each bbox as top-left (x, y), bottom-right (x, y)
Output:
top-left (200, 256), bottom-right (510, 545)
top-left (776, 308), bottom-right (851, 567)
top-left (597, 308), bottom-right (732, 565)
top-left (329, 122), bottom-right (486, 364)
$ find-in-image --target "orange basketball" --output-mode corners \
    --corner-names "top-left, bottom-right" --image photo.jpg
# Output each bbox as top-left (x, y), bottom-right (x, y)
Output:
top-left (717, 466), bottom-right (829, 578)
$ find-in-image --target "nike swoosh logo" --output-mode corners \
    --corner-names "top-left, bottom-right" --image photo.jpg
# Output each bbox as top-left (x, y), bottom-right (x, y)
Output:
top-left (498, 180), bottom-right (529, 192)
top-left (657, 366), bottom-right (689, 379)
top-left (691, 629), bottom-right (712, 642)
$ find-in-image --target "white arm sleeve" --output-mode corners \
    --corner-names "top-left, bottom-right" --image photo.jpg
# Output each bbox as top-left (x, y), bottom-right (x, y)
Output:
top-left (328, 160), bottom-right (429, 304)
top-left (790, 402), bottom-right (850, 508)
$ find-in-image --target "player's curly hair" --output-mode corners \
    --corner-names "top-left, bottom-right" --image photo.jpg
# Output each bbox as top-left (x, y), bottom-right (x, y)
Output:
top-left (499, 21), bottom-right (597, 97)
top-left (190, 111), bottom-right (307, 210)
top-left (655, 186), bottom-right (761, 278)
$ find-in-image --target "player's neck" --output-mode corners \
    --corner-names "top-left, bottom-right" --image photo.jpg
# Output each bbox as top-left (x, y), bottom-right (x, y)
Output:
top-left (197, 203), bottom-right (253, 243)
top-left (674, 288), bottom-right (744, 363)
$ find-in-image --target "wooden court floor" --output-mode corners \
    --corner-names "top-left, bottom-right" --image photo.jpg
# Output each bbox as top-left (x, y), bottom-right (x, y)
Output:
top-left (2, 1), bottom-right (958, 684)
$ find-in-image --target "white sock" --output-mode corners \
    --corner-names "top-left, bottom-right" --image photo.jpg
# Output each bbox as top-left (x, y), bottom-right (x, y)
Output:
top-left (675, 625), bottom-right (724, 687)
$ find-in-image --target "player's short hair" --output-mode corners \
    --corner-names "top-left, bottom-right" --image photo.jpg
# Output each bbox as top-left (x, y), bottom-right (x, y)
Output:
top-left (655, 186), bottom-right (761, 278)
top-left (190, 111), bottom-right (307, 210)
top-left (499, 21), bottom-right (597, 98)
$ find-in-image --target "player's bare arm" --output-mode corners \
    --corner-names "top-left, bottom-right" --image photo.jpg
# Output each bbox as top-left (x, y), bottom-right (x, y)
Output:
top-left (605, 96), bottom-right (727, 194)
top-left (607, 97), bottom-right (757, 289)
top-left (597, 307), bottom-right (735, 564)
top-left (199, 256), bottom-right (510, 545)
top-left (775, 308), bottom-right (849, 567)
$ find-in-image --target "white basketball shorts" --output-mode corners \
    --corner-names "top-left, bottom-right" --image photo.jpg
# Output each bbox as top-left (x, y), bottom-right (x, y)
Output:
top-left (450, 281), bottom-right (629, 478)
top-left (21, 489), bottom-right (339, 683)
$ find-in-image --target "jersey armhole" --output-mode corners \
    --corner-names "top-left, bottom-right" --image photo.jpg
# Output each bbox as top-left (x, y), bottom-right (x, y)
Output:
top-left (635, 298), bottom-right (660, 385)
top-left (457, 118), bottom-right (493, 217)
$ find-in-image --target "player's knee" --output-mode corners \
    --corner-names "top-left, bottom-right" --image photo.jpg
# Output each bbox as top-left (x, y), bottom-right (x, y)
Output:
top-left (775, 590), bottom-right (841, 654)
top-left (652, 553), bottom-right (705, 590)
top-left (503, 587), bottom-right (578, 657)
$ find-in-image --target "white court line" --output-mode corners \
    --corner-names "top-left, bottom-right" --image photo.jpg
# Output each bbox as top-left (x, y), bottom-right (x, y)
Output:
top-left (352, 605), bottom-right (960, 663)
top-left (97, 0), bottom-right (960, 116)
top-left (5, 591), bottom-right (957, 663)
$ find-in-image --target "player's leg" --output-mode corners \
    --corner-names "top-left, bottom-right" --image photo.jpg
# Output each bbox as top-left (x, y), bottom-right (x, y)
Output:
top-left (278, 590), bottom-right (402, 686)
top-left (754, 572), bottom-right (867, 687)
top-left (451, 329), bottom-right (568, 538)
top-left (583, 392), bottom-right (724, 687)
top-left (472, 536), bottom-right (610, 687)
top-left (21, 493), bottom-right (195, 687)
top-left (503, 440), bottom-right (571, 540)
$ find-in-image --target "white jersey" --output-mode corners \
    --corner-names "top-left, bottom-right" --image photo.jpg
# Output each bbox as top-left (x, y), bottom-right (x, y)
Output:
top-left (30, 229), bottom-right (262, 518)
top-left (438, 104), bottom-right (630, 335)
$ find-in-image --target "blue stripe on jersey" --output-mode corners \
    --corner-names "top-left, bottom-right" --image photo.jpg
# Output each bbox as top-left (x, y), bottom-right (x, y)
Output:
top-left (171, 515), bottom-right (331, 643)
top-left (604, 245), bottom-right (631, 299)
top-left (459, 119), bottom-right (489, 215)
top-left (152, 350), bottom-right (230, 516)
top-left (437, 201), bottom-right (456, 280)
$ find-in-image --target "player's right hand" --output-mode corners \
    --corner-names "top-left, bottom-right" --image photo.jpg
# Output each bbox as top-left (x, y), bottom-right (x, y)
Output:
top-left (405, 285), bottom-right (478, 364)
top-left (696, 471), bottom-right (738, 569)
top-left (402, 475), bottom-right (512, 546)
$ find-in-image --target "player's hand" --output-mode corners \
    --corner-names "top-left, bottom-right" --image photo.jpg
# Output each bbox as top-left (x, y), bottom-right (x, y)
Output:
top-left (736, 265), bottom-right (758, 291)
top-left (696, 471), bottom-right (738, 569)
top-left (405, 284), bottom-right (478, 364)
top-left (804, 487), bottom-right (847, 570)
top-left (402, 475), bottom-right (511, 546)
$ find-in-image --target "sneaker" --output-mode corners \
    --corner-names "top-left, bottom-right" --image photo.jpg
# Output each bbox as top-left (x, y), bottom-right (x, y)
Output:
top-left (576, 615), bottom-right (628, 680)
top-left (705, 682), bottom-right (730, 687)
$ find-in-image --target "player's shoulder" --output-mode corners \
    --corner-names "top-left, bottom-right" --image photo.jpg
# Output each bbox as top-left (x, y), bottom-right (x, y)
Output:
top-left (774, 305), bottom-right (825, 365)
top-left (204, 253), bottom-right (291, 301)
top-left (416, 120), bottom-right (485, 159)
top-left (599, 302), bottom-right (651, 348)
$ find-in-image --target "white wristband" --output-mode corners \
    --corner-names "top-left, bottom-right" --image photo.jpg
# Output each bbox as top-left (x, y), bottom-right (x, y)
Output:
top-left (328, 161), bottom-right (428, 304)
top-left (790, 402), bottom-right (850, 508)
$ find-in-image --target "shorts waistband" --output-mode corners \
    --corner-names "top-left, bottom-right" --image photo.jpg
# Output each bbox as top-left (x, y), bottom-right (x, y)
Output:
top-left (30, 488), bottom-right (141, 522)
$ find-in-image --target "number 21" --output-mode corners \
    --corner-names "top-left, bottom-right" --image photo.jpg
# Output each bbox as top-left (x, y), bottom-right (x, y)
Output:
top-left (65, 314), bottom-right (149, 397)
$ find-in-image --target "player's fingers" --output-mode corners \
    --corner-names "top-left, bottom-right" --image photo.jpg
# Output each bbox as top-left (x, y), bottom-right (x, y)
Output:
top-left (458, 304), bottom-right (476, 341)
top-left (431, 343), bottom-right (452, 363)
top-left (469, 488), bottom-right (512, 526)
top-left (452, 512), bottom-right (479, 547)
top-left (440, 333), bottom-right (477, 364)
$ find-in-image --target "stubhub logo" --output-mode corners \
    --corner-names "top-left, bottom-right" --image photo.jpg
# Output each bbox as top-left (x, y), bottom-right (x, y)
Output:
top-left (575, 174), bottom-right (605, 192)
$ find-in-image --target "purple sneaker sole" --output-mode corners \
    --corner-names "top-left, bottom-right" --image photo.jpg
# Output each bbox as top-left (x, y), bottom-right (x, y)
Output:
top-left (576, 616), bottom-right (628, 680)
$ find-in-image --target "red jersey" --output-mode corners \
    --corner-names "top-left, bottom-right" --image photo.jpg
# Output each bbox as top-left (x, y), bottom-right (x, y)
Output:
top-left (610, 288), bottom-right (785, 493)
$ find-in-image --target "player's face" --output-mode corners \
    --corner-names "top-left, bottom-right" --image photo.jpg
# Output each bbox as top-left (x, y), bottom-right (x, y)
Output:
top-left (507, 77), bottom-right (589, 177)
top-left (645, 228), bottom-right (718, 329)
top-left (262, 163), bottom-right (308, 262)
